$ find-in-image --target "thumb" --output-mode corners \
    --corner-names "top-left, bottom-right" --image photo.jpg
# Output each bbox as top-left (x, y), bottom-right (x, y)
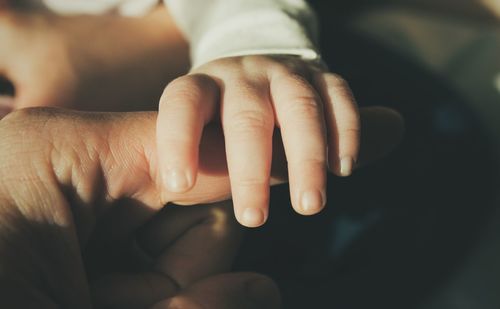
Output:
top-left (90, 106), bottom-right (405, 206)
top-left (1, 107), bottom-right (403, 210)
top-left (151, 273), bottom-right (281, 309)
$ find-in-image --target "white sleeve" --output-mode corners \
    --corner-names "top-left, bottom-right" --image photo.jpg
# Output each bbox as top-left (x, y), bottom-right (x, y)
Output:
top-left (42, 0), bottom-right (158, 16)
top-left (164, 0), bottom-right (321, 68)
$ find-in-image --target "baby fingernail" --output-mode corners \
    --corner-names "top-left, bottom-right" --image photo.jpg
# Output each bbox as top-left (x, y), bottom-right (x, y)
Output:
top-left (242, 208), bottom-right (266, 227)
top-left (163, 167), bottom-right (192, 192)
top-left (300, 190), bottom-right (325, 214)
top-left (340, 156), bottom-right (354, 177)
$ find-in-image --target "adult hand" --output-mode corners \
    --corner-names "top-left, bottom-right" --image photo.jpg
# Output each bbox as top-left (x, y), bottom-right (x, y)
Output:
top-left (0, 109), bottom-right (284, 308)
top-left (0, 106), bottom-right (402, 307)
top-left (88, 201), bottom-right (282, 309)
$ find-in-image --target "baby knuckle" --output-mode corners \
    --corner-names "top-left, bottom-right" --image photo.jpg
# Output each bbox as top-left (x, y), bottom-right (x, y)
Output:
top-left (293, 157), bottom-right (327, 167)
top-left (342, 127), bottom-right (361, 136)
top-left (235, 176), bottom-right (267, 188)
top-left (286, 96), bottom-right (320, 117)
top-left (241, 55), bottom-right (272, 68)
top-left (162, 75), bottom-right (215, 106)
top-left (162, 79), bottom-right (195, 101)
top-left (185, 73), bottom-right (218, 91)
top-left (227, 110), bottom-right (272, 133)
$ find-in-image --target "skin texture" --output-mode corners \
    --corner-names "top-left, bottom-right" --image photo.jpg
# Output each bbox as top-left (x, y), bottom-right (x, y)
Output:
top-left (157, 55), bottom-right (362, 228)
top-left (158, 0), bottom-right (500, 228)
top-left (0, 106), bottom-right (402, 308)
top-left (0, 5), bottom-right (362, 228)
top-left (0, 109), bottom-right (283, 309)
top-left (0, 5), bottom-right (404, 307)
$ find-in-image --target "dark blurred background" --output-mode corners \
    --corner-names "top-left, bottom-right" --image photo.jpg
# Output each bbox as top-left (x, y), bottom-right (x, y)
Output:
top-left (0, 1), bottom-right (498, 308)
top-left (235, 1), bottom-right (500, 308)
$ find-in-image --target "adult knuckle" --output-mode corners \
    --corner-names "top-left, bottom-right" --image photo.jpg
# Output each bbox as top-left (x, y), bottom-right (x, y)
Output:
top-left (2, 107), bottom-right (37, 122)
top-left (1, 107), bottom-right (53, 137)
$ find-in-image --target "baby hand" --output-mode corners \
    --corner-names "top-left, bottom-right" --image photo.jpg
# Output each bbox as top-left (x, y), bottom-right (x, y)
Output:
top-left (157, 55), bottom-right (360, 227)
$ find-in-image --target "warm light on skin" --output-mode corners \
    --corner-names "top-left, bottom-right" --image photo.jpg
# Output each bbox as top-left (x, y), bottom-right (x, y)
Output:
top-left (209, 205), bottom-right (233, 236)
top-left (481, 0), bottom-right (500, 17)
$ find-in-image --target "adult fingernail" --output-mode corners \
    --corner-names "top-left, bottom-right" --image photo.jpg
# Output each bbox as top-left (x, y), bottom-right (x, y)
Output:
top-left (245, 277), bottom-right (280, 308)
top-left (340, 156), bottom-right (354, 177)
top-left (163, 167), bottom-right (192, 192)
top-left (242, 208), bottom-right (265, 227)
top-left (300, 190), bottom-right (325, 214)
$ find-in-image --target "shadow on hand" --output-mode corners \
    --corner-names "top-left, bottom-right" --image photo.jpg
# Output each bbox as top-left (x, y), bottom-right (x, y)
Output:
top-left (234, 9), bottom-right (499, 309)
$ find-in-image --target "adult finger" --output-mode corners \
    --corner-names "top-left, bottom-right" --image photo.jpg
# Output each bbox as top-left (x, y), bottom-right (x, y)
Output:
top-left (270, 71), bottom-right (327, 215)
top-left (1, 107), bottom-right (400, 227)
top-left (157, 74), bottom-right (218, 193)
top-left (313, 72), bottom-right (360, 177)
top-left (221, 79), bottom-right (274, 227)
top-left (91, 272), bottom-right (178, 309)
top-left (152, 273), bottom-right (281, 309)
top-left (136, 201), bottom-right (242, 288)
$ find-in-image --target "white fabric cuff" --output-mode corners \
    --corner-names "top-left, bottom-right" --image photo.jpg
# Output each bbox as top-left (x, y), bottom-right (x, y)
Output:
top-left (42, 0), bottom-right (158, 16)
top-left (42, 0), bottom-right (322, 68)
top-left (165, 0), bottom-right (321, 69)
top-left (188, 9), bottom-right (320, 68)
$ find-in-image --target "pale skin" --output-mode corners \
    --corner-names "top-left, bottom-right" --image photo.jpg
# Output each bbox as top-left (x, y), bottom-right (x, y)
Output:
top-left (157, 56), bottom-right (361, 227)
